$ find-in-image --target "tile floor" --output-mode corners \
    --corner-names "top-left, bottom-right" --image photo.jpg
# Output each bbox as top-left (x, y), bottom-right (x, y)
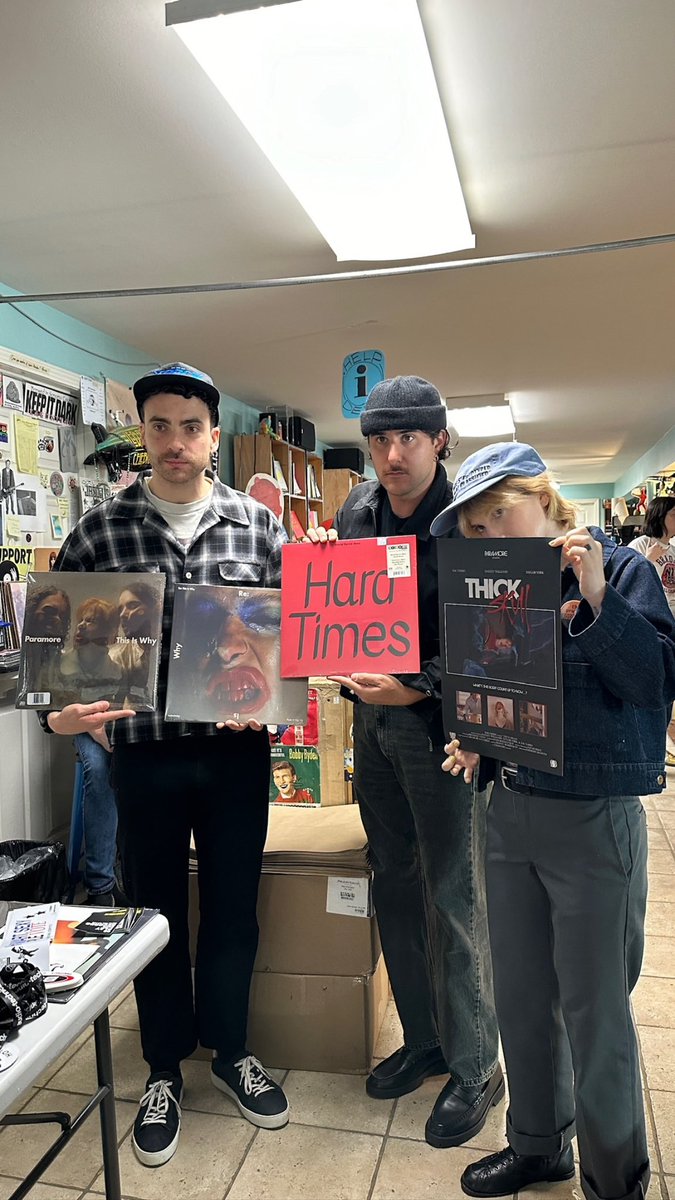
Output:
top-left (1, 779), bottom-right (673, 1200)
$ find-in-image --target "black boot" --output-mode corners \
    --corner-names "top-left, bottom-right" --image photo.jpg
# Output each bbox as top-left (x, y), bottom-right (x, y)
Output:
top-left (461, 1144), bottom-right (575, 1197)
top-left (425, 1065), bottom-right (505, 1147)
top-left (366, 1045), bottom-right (448, 1099)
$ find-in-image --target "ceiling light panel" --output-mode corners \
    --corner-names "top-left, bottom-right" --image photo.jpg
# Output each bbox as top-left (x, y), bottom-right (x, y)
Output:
top-left (173, 0), bottom-right (474, 261)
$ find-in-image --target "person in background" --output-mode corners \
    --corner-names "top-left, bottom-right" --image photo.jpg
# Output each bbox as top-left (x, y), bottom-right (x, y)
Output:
top-left (73, 728), bottom-right (124, 907)
top-left (432, 441), bottom-right (675, 1200)
top-left (38, 363), bottom-right (290, 1169)
top-left (629, 493), bottom-right (675, 765)
top-left (307, 376), bottom-right (501, 1149)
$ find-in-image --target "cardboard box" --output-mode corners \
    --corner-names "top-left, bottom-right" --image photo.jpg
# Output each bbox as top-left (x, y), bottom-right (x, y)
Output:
top-left (254, 872), bottom-right (380, 976)
top-left (247, 953), bottom-right (389, 1073)
top-left (189, 869), bottom-right (380, 977)
top-left (314, 680), bottom-right (351, 806)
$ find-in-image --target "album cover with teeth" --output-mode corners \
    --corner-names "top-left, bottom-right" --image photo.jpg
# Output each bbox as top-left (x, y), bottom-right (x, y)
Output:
top-left (165, 583), bottom-right (308, 726)
top-left (15, 571), bottom-right (165, 711)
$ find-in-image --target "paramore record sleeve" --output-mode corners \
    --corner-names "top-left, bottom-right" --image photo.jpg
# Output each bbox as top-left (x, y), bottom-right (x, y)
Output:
top-left (16, 572), bottom-right (165, 711)
top-left (165, 583), bottom-right (308, 726)
top-left (438, 538), bottom-right (564, 776)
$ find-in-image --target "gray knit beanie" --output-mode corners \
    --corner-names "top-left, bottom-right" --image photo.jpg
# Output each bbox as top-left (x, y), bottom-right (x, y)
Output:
top-left (360, 375), bottom-right (447, 436)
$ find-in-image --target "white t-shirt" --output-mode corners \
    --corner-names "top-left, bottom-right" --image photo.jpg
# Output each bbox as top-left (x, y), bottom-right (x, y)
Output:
top-left (629, 535), bottom-right (675, 616)
top-left (142, 476), bottom-right (211, 547)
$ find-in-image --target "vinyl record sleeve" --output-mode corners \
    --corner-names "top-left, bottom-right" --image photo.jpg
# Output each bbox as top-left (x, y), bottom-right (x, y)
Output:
top-left (165, 583), bottom-right (308, 726)
top-left (438, 538), bottom-right (564, 775)
top-left (15, 571), bottom-right (166, 711)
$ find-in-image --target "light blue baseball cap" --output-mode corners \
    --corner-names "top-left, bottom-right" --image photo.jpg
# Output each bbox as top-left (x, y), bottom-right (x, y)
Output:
top-left (430, 441), bottom-right (548, 536)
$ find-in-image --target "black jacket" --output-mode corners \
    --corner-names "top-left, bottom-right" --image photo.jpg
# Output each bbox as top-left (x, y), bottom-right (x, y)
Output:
top-left (334, 465), bottom-right (457, 746)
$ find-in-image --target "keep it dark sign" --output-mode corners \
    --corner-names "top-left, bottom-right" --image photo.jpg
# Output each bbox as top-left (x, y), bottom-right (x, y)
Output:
top-left (281, 537), bottom-right (420, 677)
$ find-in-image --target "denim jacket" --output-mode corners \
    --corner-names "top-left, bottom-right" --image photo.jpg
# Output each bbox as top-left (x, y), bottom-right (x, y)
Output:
top-left (497, 527), bottom-right (675, 796)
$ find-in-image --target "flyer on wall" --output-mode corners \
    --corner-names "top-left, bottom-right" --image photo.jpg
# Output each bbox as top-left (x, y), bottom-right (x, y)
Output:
top-left (165, 583), bottom-right (308, 726)
top-left (438, 538), bottom-right (564, 776)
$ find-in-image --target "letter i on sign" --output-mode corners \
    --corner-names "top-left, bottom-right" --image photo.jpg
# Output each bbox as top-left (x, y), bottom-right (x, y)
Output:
top-left (342, 350), bottom-right (386, 418)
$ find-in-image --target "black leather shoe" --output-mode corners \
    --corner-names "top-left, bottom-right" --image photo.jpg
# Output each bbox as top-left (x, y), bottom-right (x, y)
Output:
top-left (425, 1065), bottom-right (505, 1148)
top-left (366, 1045), bottom-right (448, 1099)
top-left (461, 1144), bottom-right (575, 1196)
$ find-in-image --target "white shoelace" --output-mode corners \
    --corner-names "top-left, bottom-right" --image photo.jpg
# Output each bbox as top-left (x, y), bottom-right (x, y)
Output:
top-left (139, 1079), bottom-right (178, 1126)
top-left (234, 1055), bottom-right (274, 1098)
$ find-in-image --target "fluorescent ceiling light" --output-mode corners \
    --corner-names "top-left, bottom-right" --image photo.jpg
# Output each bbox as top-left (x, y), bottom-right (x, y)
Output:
top-left (447, 406), bottom-right (516, 439)
top-left (172, 0), bottom-right (475, 261)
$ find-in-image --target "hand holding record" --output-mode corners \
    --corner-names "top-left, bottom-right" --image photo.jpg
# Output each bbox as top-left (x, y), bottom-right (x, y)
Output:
top-left (47, 700), bottom-right (135, 736)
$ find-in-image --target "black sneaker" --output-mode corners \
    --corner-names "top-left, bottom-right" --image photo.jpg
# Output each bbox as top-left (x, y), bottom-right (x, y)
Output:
top-left (132, 1072), bottom-right (184, 1167)
top-left (211, 1053), bottom-right (289, 1129)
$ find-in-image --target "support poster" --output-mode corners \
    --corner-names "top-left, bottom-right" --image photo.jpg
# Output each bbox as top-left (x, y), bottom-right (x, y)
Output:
top-left (438, 538), bottom-right (564, 776)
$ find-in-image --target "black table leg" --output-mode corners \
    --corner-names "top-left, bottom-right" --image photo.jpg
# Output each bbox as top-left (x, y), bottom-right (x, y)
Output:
top-left (94, 1008), bottom-right (122, 1200)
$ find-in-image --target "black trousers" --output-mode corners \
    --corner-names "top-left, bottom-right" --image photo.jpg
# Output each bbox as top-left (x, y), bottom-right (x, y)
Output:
top-left (487, 779), bottom-right (649, 1200)
top-left (111, 733), bottom-right (270, 1072)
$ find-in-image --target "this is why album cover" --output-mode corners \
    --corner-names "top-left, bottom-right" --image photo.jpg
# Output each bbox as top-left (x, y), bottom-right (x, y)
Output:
top-left (165, 583), bottom-right (308, 726)
top-left (15, 572), bottom-right (166, 711)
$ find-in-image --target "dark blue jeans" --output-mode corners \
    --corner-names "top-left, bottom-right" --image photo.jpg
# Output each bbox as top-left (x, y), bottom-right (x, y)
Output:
top-left (74, 732), bottom-right (118, 896)
top-left (353, 703), bottom-right (498, 1086)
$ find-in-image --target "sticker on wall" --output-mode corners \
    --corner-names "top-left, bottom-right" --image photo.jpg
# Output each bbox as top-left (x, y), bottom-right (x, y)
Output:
top-left (50, 471), bottom-right (64, 497)
top-left (341, 350), bottom-right (386, 418)
top-left (0, 375), bottom-right (25, 412)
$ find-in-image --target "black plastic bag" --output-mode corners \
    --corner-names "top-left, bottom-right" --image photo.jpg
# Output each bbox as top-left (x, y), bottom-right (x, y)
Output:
top-left (0, 840), bottom-right (66, 901)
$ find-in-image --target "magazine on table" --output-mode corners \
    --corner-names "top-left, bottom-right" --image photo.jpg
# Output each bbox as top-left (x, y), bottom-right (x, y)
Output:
top-left (15, 571), bottom-right (166, 711)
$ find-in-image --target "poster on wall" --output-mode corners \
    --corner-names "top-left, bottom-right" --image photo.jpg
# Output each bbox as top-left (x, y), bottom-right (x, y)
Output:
top-left (105, 378), bottom-right (137, 429)
top-left (80, 376), bottom-right (106, 426)
top-left (280, 537), bottom-right (420, 677)
top-left (0, 545), bottom-right (34, 581)
top-left (37, 423), bottom-right (61, 469)
top-left (58, 425), bottom-right (79, 473)
top-left (438, 538), bottom-right (564, 776)
top-left (0, 375), bottom-right (25, 412)
top-left (23, 383), bottom-right (77, 427)
top-left (12, 472), bottom-right (45, 533)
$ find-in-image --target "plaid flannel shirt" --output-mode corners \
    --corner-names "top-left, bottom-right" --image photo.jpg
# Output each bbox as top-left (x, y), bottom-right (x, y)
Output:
top-left (47, 473), bottom-right (287, 744)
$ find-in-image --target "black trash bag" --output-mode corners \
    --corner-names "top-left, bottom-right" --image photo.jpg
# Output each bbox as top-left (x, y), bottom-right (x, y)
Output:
top-left (0, 840), bottom-right (67, 902)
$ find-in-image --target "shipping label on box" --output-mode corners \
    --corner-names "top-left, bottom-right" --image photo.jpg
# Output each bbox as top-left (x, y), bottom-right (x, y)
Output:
top-left (326, 875), bottom-right (371, 918)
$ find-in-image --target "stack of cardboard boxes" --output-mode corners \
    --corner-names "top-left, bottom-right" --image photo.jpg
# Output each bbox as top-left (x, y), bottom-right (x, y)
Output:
top-left (189, 805), bottom-right (387, 1073)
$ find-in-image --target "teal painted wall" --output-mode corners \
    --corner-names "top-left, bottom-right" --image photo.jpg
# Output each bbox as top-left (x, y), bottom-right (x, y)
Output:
top-left (559, 483), bottom-right (613, 502)
top-left (612, 425), bottom-right (675, 499)
top-left (0, 281), bottom-right (261, 484)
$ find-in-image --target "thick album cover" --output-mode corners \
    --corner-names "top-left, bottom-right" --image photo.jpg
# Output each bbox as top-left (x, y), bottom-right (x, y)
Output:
top-left (438, 538), bottom-right (564, 776)
top-left (15, 572), bottom-right (166, 711)
top-left (165, 583), bottom-right (308, 726)
top-left (280, 537), bottom-right (420, 677)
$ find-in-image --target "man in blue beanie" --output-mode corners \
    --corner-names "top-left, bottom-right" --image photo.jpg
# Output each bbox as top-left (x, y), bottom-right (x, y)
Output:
top-left (312, 375), bottom-right (501, 1147)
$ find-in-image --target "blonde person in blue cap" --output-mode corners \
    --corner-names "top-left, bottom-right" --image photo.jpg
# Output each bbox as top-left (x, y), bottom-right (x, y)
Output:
top-left (431, 442), bottom-right (675, 1200)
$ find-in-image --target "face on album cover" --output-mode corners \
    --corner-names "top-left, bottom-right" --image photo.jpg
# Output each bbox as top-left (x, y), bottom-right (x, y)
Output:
top-left (165, 583), bottom-right (308, 727)
top-left (16, 572), bottom-right (166, 711)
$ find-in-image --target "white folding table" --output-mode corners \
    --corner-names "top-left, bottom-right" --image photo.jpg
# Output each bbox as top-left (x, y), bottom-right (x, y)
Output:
top-left (0, 910), bottom-right (169, 1200)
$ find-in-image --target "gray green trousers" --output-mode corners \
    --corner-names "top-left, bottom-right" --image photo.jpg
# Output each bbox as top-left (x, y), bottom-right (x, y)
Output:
top-left (487, 777), bottom-right (650, 1200)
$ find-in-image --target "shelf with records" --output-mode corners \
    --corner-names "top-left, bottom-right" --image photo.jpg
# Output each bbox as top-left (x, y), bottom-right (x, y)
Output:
top-left (235, 433), bottom-right (324, 541)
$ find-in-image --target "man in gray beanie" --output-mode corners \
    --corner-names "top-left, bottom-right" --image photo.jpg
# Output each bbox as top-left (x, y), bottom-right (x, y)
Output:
top-left (310, 376), bottom-right (501, 1147)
